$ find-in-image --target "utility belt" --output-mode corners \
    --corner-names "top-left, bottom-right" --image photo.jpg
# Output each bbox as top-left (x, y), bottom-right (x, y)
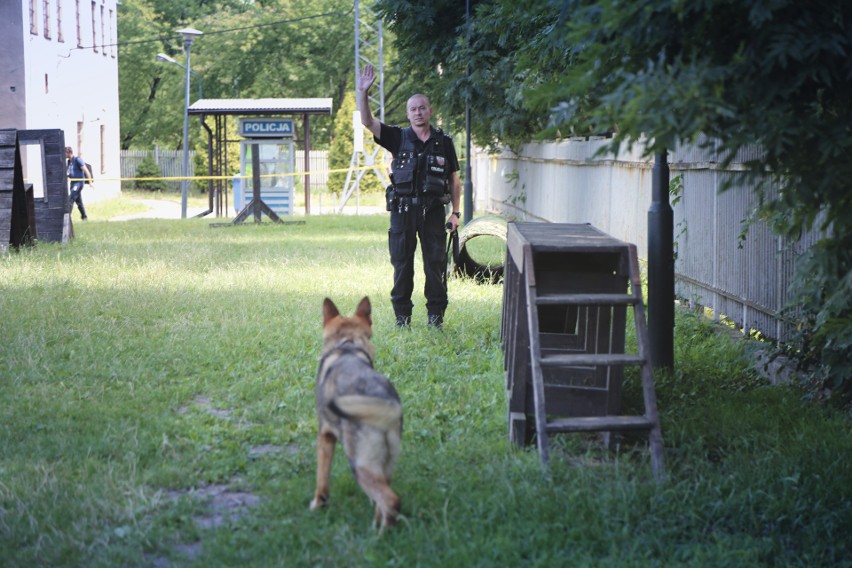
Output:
top-left (386, 187), bottom-right (450, 214)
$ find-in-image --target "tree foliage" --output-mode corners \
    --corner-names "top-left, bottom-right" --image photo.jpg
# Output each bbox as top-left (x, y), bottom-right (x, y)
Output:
top-left (377, 0), bottom-right (852, 397)
top-left (328, 91), bottom-right (384, 197)
top-left (117, 0), bottom-right (355, 153)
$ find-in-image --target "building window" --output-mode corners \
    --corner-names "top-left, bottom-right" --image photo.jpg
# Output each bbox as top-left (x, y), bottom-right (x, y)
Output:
top-left (109, 8), bottom-right (115, 57)
top-left (43, 0), bottom-right (51, 39)
top-left (76, 0), bottom-right (82, 47)
top-left (57, 0), bottom-right (64, 43)
top-left (30, 0), bottom-right (38, 35)
top-left (100, 4), bottom-right (106, 57)
top-left (91, 1), bottom-right (97, 53)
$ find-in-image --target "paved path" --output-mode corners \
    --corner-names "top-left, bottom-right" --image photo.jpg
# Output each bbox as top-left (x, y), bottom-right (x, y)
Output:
top-left (109, 199), bottom-right (382, 221)
top-left (108, 199), bottom-right (208, 221)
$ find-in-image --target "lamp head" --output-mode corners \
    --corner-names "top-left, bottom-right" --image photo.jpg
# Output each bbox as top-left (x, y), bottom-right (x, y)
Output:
top-left (156, 53), bottom-right (177, 64)
top-left (176, 27), bottom-right (203, 46)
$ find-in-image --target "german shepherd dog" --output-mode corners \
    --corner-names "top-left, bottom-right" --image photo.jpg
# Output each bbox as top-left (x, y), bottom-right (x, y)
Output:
top-left (310, 297), bottom-right (403, 530)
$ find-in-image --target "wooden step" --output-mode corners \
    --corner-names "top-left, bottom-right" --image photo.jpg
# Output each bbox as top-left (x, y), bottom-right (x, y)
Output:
top-left (546, 415), bottom-right (655, 433)
top-left (540, 353), bottom-right (645, 367)
top-left (536, 293), bottom-right (638, 306)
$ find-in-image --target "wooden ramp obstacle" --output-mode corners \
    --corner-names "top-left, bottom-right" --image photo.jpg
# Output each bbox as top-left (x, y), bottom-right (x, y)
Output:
top-left (502, 222), bottom-right (665, 481)
top-left (1, 128), bottom-right (72, 248)
top-left (0, 129), bottom-right (37, 251)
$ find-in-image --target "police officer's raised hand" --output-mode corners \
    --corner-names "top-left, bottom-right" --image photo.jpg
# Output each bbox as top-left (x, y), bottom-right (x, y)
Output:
top-left (357, 64), bottom-right (376, 92)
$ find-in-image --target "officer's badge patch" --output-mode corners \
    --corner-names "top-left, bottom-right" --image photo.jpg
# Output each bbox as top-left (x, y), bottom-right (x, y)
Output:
top-left (436, 156), bottom-right (445, 166)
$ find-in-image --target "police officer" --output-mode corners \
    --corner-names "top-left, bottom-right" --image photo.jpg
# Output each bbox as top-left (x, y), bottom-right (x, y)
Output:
top-left (357, 64), bottom-right (462, 328)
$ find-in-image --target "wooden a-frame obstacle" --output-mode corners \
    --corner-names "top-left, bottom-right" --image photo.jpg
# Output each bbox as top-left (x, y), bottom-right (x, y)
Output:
top-left (502, 222), bottom-right (665, 481)
top-left (1, 128), bottom-right (71, 251)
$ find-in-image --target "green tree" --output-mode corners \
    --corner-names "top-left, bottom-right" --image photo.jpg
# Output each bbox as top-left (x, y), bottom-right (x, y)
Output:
top-left (118, 0), bottom-right (355, 151)
top-left (328, 90), bottom-right (385, 197)
top-left (376, 0), bottom-right (852, 397)
top-left (377, 0), bottom-right (554, 149)
top-left (541, 0), bottom-right (852, 399)
top-left (117, 0), bottom-right (181, 149)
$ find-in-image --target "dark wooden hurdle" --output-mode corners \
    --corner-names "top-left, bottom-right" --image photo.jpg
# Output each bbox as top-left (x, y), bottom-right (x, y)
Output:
top-left (502, 222), bottom-right (665, 481)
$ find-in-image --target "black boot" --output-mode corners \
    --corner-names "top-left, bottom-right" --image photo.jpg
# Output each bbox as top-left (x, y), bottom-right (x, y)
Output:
top-left (427, 313), bottom-right (443, 329)
top-left (395, 314), bottom-right (411, 328)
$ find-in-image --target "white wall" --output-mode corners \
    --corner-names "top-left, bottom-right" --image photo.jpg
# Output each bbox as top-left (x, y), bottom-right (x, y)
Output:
top-left (2, 0), bottom-right (121, 202)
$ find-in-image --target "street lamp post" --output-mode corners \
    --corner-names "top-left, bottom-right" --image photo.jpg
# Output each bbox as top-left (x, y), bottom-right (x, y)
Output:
top-left (156, 53), bottom-right (202, 100)
top-left (463, 0), bottom-right (473, 224)
top-left (175, 27), bottom-right (203, 219)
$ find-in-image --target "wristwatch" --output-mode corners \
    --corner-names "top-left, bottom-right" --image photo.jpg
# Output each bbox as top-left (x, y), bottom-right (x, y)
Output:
top-left (452, 211), bottom-right (460, 218)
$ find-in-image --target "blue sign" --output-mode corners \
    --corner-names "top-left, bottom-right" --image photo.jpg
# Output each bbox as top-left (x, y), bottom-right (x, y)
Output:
top-left (239, 118), bottom-right (294, 138)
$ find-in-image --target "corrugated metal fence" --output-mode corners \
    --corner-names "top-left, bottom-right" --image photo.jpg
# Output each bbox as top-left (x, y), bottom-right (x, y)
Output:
top-left (295, 150), bottom-right (329, 190)
top-left (120, 148), bottom-right (194, 191)
top-left (471, 138), bottom-right (817, 342)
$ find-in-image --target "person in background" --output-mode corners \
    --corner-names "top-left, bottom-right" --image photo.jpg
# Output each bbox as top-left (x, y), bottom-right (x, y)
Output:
top-left (65, 146), bottom-right (93, 220)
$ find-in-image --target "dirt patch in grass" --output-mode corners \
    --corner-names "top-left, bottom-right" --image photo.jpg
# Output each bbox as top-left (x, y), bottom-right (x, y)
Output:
top-left (148, 479), bottom-right (263, 565)
top-left (179, 394), bottom-right (234, 420)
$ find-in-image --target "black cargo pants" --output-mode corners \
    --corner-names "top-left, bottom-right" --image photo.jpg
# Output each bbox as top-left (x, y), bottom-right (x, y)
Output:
top-left (388, 202), bottom-right (448, 320)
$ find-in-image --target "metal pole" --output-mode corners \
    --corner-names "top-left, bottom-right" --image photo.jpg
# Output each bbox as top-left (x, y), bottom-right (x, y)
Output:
top-left (176, 28), bottom-right (202, 218)
top-left (463, 0), bottom-right (473, 223)
top-left (180, 40), bottom-right (193, 219)
top-left (648, 149), bottom-right (674, 369)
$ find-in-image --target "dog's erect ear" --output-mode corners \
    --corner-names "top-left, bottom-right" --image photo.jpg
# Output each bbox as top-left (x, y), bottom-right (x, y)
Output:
top-left (355, 296), bottom-right (372, 326)
top-left (322, 298), bottom-right (340, 326)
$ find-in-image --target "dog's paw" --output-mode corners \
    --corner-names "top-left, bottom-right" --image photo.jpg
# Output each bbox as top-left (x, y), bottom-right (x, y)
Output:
top-left (309, 494), bottom-right (328, 511)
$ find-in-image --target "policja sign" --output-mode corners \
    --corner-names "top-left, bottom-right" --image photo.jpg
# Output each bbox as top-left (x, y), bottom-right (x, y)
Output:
top-left (239, 118), bottom-right (295, 138)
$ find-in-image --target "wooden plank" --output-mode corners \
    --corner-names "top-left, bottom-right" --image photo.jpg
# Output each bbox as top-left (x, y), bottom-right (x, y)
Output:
top-left (540, 331), bottom-right (585, 351)
top-left (508, 411), bottom-right (532, 447)
top-left (537, 293), bottom-right (638, 306)
top-left (546, 415), bottom-right (654, 433)
top-left (528, 383), bottom-right (611, 418)
top-left (513, 222), bottom-right (628, 253)
top-left (0, 147), bottom-right (16, 168)
top-left (506, 223), bottom-right (528, 273)
top-left (609, 303), bottom-right (628, 416)
top-left (541, 353), bottom-right (645, 367)
top-left (0, 130), bottom-right (16, 146)
top-left (524, 244), bottom-right (550, 467)
top-left (627, 243), bottom-right (666, 481)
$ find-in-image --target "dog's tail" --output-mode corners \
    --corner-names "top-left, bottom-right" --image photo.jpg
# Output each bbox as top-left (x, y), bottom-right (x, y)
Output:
top-left (329, 395), bottom-right (402, 430)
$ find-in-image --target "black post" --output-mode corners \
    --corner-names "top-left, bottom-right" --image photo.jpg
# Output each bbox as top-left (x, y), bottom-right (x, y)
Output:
top-left (252, 143), bottom-right (261, 223)
top-left (648, 150), bottom-right (674, 369)
top-left (463, 0), bottom-right (473, 223)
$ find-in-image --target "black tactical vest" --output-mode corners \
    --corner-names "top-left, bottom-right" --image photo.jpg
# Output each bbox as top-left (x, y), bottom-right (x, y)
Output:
top-left (390, 127), bottom-right (449, 200)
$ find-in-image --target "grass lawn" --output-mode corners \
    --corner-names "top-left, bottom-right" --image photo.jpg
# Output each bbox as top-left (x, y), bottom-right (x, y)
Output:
top-left (0, 202), bottom-right (850, 566)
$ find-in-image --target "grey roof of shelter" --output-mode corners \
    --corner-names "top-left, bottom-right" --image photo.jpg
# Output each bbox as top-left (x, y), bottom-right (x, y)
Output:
top-left (188, 98), bottom-right (333, 116)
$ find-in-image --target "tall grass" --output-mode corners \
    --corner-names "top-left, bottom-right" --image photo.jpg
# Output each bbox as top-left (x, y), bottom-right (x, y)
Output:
top-left (0, 209), bottom-right (850, 566)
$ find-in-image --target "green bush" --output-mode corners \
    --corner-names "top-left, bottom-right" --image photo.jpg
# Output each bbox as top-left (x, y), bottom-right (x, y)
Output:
top-left (133, 156), bottom-right (163, 192)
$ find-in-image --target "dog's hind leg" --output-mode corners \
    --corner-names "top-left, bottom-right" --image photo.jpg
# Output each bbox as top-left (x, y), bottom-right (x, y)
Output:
top-left (355, 468), bottom-right (400, 530)
top-left (310, 430), bottom-right (337, 510)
